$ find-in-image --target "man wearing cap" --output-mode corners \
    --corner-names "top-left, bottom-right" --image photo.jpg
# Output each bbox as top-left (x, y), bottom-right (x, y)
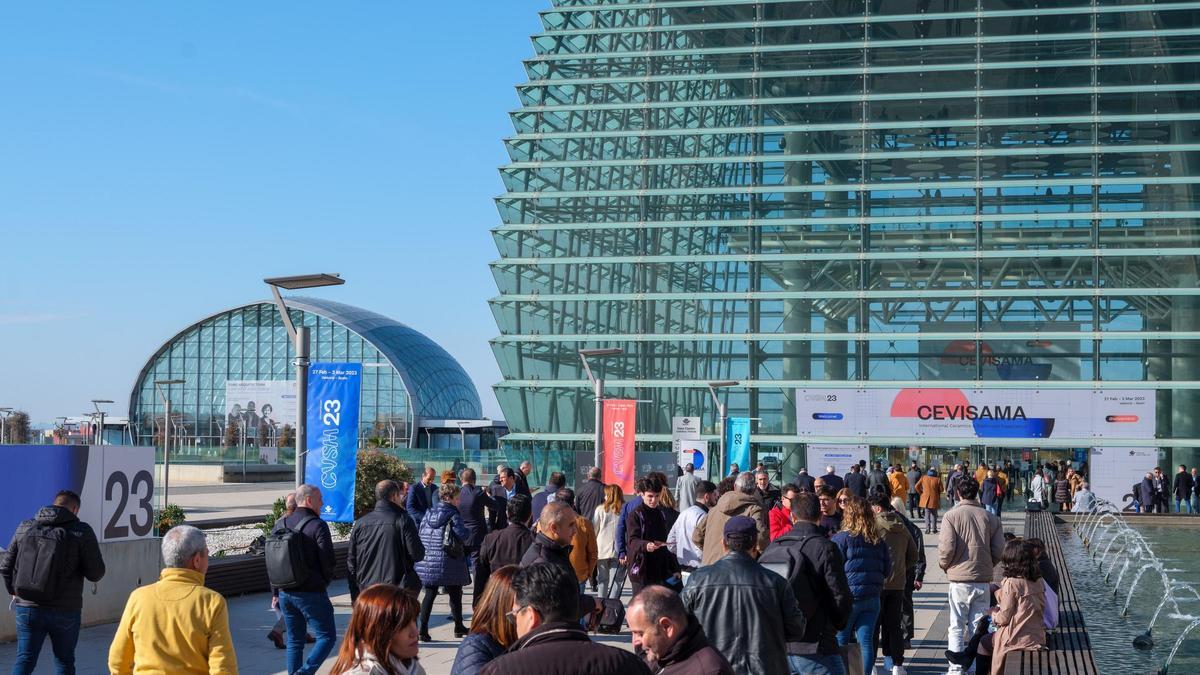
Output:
top-left (681, 515), bottom-right (805, 674)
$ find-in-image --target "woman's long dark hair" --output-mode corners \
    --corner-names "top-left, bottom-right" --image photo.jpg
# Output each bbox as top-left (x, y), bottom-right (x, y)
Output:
top-left (470, 565), bottom-right (520, 648)
top-left (1000, 540), bottom-right (1042, 581)
top-left (331, 584), bottom-right (420, 675)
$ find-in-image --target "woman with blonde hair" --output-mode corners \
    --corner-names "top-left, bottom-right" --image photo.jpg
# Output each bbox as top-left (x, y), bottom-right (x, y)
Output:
top-left (331, 584), bottom-right (425, 675)
top-left (592, 484), bottom-right (625, 599)
top-left (832, 496), bottom-right (892, 673)
top-left (450, 565), bottom-right (519, 675)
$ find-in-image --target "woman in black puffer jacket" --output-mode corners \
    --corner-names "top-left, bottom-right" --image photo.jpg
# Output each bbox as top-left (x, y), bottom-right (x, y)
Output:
top-left (451, 565), bottom-right (519, 675)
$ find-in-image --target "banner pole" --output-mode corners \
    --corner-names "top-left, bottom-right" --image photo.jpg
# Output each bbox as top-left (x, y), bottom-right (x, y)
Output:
top-left (593, 377), bottom-right (603, 470)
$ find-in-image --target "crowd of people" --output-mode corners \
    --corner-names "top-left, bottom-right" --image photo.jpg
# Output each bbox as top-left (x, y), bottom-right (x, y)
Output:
top-left (0, 457), bottom-right (1085, 674)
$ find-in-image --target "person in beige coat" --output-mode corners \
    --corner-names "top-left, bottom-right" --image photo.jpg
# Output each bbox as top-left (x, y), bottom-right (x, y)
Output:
top-left (938, 477), bottom-right (1005, 675)
top-left (692, 472), bottom-right (769, 566)
top-left (946, 539), bottom-right (1046, 675)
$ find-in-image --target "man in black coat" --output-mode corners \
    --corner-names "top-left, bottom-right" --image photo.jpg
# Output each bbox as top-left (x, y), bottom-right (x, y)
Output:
top-left (520, 501), bottom-right (599, 622)
top-left (575, 467), bottom-right (606, 522)
top-left (479, 563), bottom-right (651, 675)
top-left (844, 464), bottom-right (868, 499)
top-left (627, 586), bottom-right (734, 674)
top-left (530, 471), bottom-right (567, 523)
top-left (1175, 464), bottom-right (1195, 514)
top-left (821, 466), bottom-right (845, 493)
top-left (272, 484), bottom-right (337, 673)
top-left (867, 462), bottom-right (890, 498)
top-left (458, 468), bottom-right (496, 569)
top-left (347, 480), bottom-right (425, 600)
top-left (474, 495), bottom-right (534, 605)
top-left (759, 492), bottom-right (851, 674)
top-left (515, 461), bottom-right (533, 497)
top-left (794, 468), bottom-right (816, 493)
top-left (488, 467), bottom-right (520, 531)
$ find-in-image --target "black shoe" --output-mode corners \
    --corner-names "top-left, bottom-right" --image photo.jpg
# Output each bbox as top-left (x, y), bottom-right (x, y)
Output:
top-left (419, 632), bottom-right (433, 642)
top-left (454, 624), bottom-right (470, 638)
top-left (945, 649), bottom-right (971, 666)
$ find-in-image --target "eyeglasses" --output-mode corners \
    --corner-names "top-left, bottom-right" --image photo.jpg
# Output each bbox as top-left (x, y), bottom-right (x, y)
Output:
top-left (836, 497), bottom-right (849, 504)
top-left (506, 606), bottom-right (530, 623)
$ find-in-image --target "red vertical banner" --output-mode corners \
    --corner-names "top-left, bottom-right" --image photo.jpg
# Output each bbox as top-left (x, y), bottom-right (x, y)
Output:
top-left (602, 399), bottom-right (637, 494)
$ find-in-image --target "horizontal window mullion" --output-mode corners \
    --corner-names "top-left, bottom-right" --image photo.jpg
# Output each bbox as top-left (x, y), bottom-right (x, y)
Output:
top-left (494, 211), bottom-right (1200, 232)
top-left (491, 247), bottom-right (1200, 268)
top-left (522, 54), bottom-right (1200, 88)
top-left (495, 287), bottom-right (1200, 302)
top-left (492, 330), bottom-right (1200, 343)
top-left (528, 27), bottom-right (1200, 62)
top-left (495, 377), bottom-right (1190, 391)
top-left (539, 1), bottom-right (1200, 37)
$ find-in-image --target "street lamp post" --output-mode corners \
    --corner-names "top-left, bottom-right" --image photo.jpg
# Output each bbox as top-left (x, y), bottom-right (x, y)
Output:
top-left (154, 379), bottom-right (185, 506)
top-left (91, 400), bottom-right (114, 445)
top-left (706, 381), bottom-right (739, 476)
top-left (578, 348), bottom-right (624, 470)
top-left (264, 273), bottom-right (346, 487)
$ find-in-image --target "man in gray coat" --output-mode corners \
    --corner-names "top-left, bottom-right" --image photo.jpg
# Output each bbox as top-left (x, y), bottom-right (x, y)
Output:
top-left (675, 463), bottom-right (702, 511)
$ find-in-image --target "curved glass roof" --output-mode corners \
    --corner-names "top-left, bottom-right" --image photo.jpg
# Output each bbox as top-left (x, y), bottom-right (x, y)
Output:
top-left (284, 297), bottom-right (482, 420)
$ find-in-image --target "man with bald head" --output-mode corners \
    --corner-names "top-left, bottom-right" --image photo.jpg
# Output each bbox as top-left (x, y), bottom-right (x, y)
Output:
top-left (628, 586), bottom-right (732, 673)
top-left (348, 479), bottom-right (425, 601)
top-left (520, 501), bottom-right (602, 622)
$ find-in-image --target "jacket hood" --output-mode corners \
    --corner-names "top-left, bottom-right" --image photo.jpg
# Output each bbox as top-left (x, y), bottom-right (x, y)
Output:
top-left (718, 491), bottom-right (759, 515)
top-left (878, 512), bottom-right (906, 534)
top-left (35, 505), bottom-right (78, 527)
top-left (772, 521), bottom-right (825, 544)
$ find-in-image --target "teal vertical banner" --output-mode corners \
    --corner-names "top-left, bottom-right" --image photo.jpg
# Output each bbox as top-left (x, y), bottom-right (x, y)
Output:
top-left (725, 417), bottom-right (751, 476)
top-left (306, 362), bottom-right (361, 522)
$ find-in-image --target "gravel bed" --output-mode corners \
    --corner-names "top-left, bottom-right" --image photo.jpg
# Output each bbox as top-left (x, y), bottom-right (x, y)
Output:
top-left (204, 523), bottom-right (350, 557)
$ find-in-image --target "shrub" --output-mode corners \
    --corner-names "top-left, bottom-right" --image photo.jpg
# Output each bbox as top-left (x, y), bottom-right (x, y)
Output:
top-left (156, 504), bottom-right (186, 534)
top-left (352, 450), bottom-right (413, 519)
top-left (261, 497), bottom-right (287, 536)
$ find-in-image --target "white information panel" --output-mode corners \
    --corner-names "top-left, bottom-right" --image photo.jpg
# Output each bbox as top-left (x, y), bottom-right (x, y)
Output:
top-left (1089, 447), bottom-right (1157, 510)
top-left (678, 439), bottom-right (709, 480)
top-left (671, 416), bottom-right (702, 455)
top-left (795, 388), bottom-right (1155, 440)
top-left (806, 444), bottom-right (870, 476)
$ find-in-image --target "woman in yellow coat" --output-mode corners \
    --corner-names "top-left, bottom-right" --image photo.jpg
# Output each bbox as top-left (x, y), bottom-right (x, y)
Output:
top-left (916, 468), bottom-right (945, 534)
top-left (889, 467), bottom-right (909, 500)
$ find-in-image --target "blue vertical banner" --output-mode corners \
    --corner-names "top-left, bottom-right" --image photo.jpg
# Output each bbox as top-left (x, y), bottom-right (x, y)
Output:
top-left (306, 362), bottom-right (361, 522)
top-left (725, 417), bottom-right (751, 476)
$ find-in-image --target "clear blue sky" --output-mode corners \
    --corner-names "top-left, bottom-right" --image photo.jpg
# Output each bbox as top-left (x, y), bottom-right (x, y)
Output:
top-left (0, 2), bottom-right (548, 425)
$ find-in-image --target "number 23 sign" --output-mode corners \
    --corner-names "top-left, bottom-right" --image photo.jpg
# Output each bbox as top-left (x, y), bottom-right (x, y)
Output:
top-left (100, 448), bottom-right (155, 541)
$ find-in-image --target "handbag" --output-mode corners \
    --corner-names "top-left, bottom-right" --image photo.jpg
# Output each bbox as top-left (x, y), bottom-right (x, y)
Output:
top-left (442, 518), bottom-right (464, 559)
top-left (839, 642), bottom-right (864, 675)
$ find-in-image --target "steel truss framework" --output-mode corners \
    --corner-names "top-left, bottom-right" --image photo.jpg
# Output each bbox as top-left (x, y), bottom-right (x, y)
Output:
top-left (489, 0), bottom-right (1200, 465)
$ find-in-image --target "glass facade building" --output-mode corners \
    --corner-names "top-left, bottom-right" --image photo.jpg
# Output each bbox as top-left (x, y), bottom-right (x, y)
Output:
top-left (490, 0), bottom-right (1200, 474)
top-left (130, 297), bottom-right (482, 460)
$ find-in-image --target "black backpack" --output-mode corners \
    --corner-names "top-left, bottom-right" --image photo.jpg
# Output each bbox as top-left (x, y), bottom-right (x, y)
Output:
top-left (13, 523), bottom-right (71, 604)
top-left (265, 515), bottom-right (317, 589)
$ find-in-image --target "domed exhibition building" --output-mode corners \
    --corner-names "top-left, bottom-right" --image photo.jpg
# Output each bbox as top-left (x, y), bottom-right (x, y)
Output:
top-left (128, 297), bottom-right (502, 469)
top-left (488, 0), bottom-right (1200, 483)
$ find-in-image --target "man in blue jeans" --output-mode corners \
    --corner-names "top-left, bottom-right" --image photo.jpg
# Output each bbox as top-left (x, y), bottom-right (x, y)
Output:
top-left (1, 490), bottom-right (105, 675)
top-left (273, 484), bottom-right (337, 675)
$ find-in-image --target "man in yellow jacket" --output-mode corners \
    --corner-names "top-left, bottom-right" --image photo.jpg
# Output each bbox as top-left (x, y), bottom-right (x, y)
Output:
top-left (109, 525), bottom-right (238, 674)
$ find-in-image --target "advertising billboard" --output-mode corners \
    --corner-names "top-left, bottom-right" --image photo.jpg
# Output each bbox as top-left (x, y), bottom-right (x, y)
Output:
top-left (919, 323), bottom-right (1082, 382)
top-left (225, 380), bottom-right (297, 453)
top-left (795, 388), bottom-right (1155, 440)
top-left (1090, 447), bottom-right (1158, 510)
top-left (602, 399), bottom-right (637, 494)
top-left (805, 444), bottom-right (870, 476)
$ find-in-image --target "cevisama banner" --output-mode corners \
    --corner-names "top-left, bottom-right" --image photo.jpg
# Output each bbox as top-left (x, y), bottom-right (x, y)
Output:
top-left (306, 362), bottom-right (361, 523)
top-left (602, 399), bottom-right (637, 494)
top-left (795, 388), bottom-right (1155, 440)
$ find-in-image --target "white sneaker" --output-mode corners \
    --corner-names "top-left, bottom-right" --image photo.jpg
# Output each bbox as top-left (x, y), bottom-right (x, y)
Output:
top-left (893, 667), bottom-right (908, 675)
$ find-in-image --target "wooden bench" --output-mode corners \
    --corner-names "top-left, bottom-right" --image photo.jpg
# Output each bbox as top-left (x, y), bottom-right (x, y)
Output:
top-left (204, 541), bottom-right (350, 597)
top-left (1003, 510), bottom-right (1098, 674)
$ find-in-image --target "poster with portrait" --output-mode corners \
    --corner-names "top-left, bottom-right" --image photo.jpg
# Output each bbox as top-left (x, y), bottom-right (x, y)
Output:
top-left (225, 380), bottom-right (297, 455)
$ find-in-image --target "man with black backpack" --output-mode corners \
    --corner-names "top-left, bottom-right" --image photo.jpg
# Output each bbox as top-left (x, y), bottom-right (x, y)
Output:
top-left (760, 491), bottom-right (853, 675)
top-left (267, 483), bottom-right (336, 675)
top-left (1, 489), bottom-right (105, 675)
